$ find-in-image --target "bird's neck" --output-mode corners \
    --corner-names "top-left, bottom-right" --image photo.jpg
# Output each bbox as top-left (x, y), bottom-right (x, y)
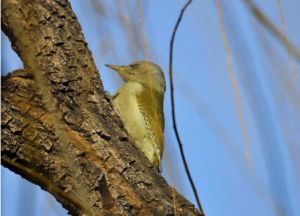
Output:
top-left (140, 80), bottom-right (165, 94)
top-left (140, 84), bottom-right (164, 97)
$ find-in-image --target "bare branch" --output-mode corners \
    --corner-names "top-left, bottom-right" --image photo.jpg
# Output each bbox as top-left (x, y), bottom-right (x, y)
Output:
top-left (243, 0), bottom-right (300, 66)
top-left (216, 0), bottom-right (252, 167)
top-left (169, 0), bottom-right (205, 215)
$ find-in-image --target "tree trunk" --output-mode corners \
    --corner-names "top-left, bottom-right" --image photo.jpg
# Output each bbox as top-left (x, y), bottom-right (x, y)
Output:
top-left (1, 0), bottom-right (201, 215)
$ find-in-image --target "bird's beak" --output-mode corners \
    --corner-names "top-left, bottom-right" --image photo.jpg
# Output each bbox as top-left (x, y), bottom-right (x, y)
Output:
top-left (105, 64), bottom-right (130, 72)
top-left (105, 64), bottom-right (121, 71)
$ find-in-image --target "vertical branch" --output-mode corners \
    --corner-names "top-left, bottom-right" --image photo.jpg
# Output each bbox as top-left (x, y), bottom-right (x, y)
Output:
top-left (136, 0), bottom-right (153, 90)
top-left (135, 0), bottom-right (156, 131)
top-left (135, 1), bottom-right (178, 215)
top-left (276, 0), bottom-right (297, 79)
top-left (216, 0), bottom-right (252, 167)
top-left (169, 0), bottom-right (205, 215)
top-left (135, 0), bottom-right (165, 169)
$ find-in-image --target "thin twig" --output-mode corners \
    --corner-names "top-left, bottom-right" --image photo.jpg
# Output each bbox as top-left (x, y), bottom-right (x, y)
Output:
top-left (242, 0), bottom-right (300, 66)
top-left (135, 0), bottom-right (155, 136)
top-left (136, 1), bottom-right (178, 215)
top-left (169, 0), bottom-right (205, 215)
top-left (276, 0), bottom-right (297, 79)
top-left (216, 0), bottom-right (252, 167)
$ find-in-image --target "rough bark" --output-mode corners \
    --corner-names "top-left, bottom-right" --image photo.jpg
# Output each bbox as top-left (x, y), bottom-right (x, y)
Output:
top-left (1, 0), bottom-right (201, 215)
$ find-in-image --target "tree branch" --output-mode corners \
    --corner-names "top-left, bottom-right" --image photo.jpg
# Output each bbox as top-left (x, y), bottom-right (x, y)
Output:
top-left (1, 0), bottom-right (201, 215)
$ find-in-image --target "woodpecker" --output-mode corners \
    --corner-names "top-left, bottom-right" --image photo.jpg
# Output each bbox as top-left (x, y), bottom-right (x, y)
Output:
top-left (106, 61), bottom-right (165, 169)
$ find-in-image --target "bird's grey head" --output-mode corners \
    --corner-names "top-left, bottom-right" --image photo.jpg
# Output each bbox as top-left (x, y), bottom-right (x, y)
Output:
top-left (106, 61), bottom-right (166, 93)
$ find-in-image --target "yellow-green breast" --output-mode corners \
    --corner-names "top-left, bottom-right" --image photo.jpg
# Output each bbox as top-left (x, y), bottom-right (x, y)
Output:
top-left (112, 81), bottom-right (164, 168)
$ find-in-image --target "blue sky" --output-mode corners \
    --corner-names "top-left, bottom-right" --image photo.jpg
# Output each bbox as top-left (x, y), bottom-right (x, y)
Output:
top-left (2, 0), bottom-right (300, 215)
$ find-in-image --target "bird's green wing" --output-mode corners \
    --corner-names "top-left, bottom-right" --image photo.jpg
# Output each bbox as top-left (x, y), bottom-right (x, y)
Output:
top-left (137, 87), bottom-right (165, 167)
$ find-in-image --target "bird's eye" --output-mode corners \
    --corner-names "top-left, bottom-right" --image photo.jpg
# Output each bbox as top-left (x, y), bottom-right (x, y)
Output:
top-left (130, 64), bottom-right (139, 69)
